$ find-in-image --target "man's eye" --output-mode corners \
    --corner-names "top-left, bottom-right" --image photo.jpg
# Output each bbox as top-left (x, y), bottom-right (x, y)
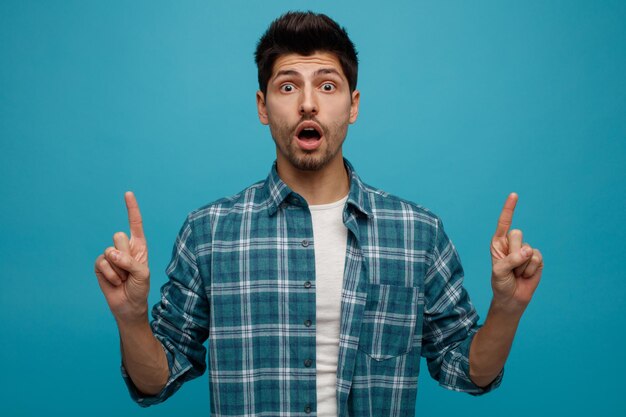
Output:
top-left (280, 84), bottom-right (294, 92)
top-left (321, 83), bottom-right (335, 92)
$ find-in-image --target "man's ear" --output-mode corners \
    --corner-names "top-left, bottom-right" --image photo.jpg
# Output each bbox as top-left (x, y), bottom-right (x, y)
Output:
top-left (256, 91), bottom-right (269, 125)
top-left (349, 90), bottom-right (360, 124)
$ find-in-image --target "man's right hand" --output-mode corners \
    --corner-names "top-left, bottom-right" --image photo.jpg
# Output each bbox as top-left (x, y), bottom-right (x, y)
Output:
top-left (95, 191), bottom-right (151, 323)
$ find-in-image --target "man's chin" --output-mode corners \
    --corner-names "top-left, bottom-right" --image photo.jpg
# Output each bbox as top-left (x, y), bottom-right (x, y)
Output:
top-left (290, 156), bottom-right (328, 171)
top-left (276, 139), bottom-right (342, 172)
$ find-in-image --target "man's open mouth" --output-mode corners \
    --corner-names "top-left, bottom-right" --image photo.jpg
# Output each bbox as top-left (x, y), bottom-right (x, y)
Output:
top-left (294, 122), bottom-right (324, 151)
top-left (296, 124), bottom-right (322, 141)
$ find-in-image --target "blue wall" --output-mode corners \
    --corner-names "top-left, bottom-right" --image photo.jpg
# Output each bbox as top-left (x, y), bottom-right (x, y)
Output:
top-left (1, 1), bottom-right (625, 415)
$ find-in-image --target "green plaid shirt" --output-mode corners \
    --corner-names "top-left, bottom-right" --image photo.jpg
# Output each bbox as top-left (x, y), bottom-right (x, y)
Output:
top-left (122, 159), bottom-right (502, 416)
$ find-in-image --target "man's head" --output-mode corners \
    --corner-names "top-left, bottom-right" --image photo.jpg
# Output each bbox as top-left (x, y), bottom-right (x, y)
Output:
top-left (255, 11), bottom-right (360, 173)
top-left (255, 11), bottom-right (359, 98)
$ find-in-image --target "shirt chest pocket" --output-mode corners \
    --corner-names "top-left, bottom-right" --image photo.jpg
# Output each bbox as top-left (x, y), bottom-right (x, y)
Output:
top-left (358, 283), bottom-right (421, 361)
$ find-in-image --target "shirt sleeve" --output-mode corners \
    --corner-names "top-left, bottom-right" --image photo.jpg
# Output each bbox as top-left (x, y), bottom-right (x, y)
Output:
top-left (420, 216), bottom-right (503, 395)
top-left (121, 214), bottom-right (211, 406)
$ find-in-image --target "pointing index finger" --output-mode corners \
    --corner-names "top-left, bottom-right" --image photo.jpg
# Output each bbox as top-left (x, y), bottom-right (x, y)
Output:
top-left (494, 192), bottom-right (518, 238)
top-left (124, 191), bottom-right (145, 239)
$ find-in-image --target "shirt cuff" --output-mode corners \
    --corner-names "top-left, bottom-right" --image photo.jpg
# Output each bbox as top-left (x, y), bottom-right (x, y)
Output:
top-left (120, 334), bottom-right (194, 407)
top-left (438, 328), bottom-right (504, 396)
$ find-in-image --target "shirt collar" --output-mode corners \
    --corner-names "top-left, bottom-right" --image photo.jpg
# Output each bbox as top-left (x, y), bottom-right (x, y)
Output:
top-left (264, 158), bottom-right (373, 218)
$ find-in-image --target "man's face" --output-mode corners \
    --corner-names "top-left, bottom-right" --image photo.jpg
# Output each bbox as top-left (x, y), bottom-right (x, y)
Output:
top-left (256, 52), bottom-right (360, 172)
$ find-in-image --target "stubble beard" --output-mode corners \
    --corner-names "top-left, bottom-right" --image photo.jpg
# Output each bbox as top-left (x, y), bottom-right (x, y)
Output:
top-left (270, 117), bottom-right (349, 171)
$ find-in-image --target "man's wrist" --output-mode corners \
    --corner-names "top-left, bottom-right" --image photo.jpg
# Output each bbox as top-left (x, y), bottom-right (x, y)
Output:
top-left (490, 284), bottom-right (529, 317)
top-left (485, 299), bottom-right (524, 329)
top-left (115, 306), bottom-right (150, 330)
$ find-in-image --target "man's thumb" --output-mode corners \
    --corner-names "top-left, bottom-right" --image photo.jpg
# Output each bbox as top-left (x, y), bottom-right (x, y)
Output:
top-left (496, 247), bottom-right (532, 276)
top-left (110, 250), bottom-right (148, 279)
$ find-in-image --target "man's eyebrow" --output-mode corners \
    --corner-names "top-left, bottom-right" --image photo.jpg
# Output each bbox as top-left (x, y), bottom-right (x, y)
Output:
top-left (273, 69), bottom-right (302, 79)
top-left (272, 68), bottom-right (343, 80)
top-left (314, 68), bottom-right (343, 78)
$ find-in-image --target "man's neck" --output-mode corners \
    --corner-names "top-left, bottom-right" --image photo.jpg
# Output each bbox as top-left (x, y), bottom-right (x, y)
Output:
top-left (276, 153), bottom-right (350, 206)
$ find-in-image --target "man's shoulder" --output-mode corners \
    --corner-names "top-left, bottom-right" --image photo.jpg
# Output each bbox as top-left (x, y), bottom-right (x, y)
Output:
top-left (186, 179), bottom-right (269, 223)
top-left (359, 179), bottom-right (441, 228)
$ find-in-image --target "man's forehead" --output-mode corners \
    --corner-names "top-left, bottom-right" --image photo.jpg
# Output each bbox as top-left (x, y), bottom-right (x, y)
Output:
top-left (271, 52), bottom-right (345, 79)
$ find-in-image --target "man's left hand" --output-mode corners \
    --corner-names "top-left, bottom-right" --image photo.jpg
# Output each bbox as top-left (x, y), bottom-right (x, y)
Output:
top-left (490, 193), bottom-right (544, 315)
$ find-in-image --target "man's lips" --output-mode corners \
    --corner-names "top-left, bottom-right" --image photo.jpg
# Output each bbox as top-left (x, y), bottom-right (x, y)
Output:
top-left (294, 121), bottom-right (324, 151)
top-left (295, 135), bottom-right (324, 151)
top-left (295, 120), bottom-right (322, 135)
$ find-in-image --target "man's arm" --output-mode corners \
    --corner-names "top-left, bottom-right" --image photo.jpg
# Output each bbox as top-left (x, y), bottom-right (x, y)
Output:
top-left (118, 317), bottom-right (169, 395)
top-left (469, 303), bottom-right (521, 387)
top-left (469, 193), bottom-right (544, 387)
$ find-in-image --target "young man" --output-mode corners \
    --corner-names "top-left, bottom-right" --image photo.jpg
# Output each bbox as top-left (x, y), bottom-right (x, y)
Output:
top-left (94, 11), bottom-right (543, 417)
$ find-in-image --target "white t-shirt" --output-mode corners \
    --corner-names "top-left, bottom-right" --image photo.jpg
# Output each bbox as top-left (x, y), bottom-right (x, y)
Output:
top-left (309, 194), bottom-right (349, 417)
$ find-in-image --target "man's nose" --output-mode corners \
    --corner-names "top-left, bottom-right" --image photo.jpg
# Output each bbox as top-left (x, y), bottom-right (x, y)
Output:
top-left (299, 87), bottom-right (318, 116)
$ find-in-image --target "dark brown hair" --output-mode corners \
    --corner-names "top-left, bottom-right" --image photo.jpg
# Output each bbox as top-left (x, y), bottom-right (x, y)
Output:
top-left (254, 11), bottom-right (359, 97)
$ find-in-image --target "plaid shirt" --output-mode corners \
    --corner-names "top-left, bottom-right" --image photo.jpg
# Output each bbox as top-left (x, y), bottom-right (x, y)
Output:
top-left (122, 159), bottom-right (502, 416)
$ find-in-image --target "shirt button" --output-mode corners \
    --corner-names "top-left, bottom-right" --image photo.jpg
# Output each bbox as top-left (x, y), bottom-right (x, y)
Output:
top-left (304, 405), bottom-right (312, 414)
top-left (301, 239), bottom-right (310, 247)
top-left (304, 281), bottom-right (311, 289)
top-left (304, 319), bottom-right (312, 327)
top-left (304, 358), bottom-right (313, 367)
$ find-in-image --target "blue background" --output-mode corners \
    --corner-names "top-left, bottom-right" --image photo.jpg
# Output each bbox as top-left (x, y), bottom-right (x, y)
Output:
top-left (1, 0), bottom-right (625, 415)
